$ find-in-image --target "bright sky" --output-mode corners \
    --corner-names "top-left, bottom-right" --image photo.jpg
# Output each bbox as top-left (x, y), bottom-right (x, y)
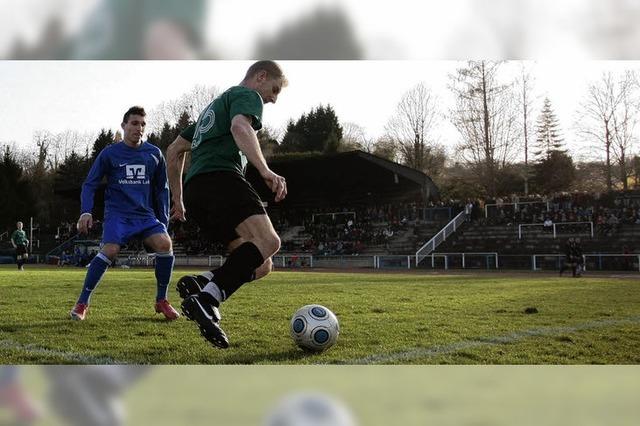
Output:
top-left (0, 60), bottom-right (638, 161)
top-left (1, 0), bottom-right (604, 59)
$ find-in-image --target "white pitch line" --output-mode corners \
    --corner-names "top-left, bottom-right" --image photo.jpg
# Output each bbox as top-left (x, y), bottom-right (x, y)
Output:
top-left (337, 316), bottom-right (640, 365)
top-left (0, 340), bottom-right (125, 364)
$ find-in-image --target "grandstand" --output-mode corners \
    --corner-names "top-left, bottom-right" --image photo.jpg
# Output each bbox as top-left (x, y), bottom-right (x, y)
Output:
top-left (9, 151), bottom-right (640, 273)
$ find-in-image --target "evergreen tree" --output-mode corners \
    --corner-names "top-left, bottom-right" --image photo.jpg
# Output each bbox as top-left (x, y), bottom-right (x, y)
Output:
top-left (157, 122), bottom-right (175, 154)
top-left (90, 129), bottom-right (115, 161)
top-left (257, 127), bottom-right (280, 159)
top-left (52, 151), bottom-right (91, 222)
top-left (279, 119), bottom-right (306, 153)
top-left (54, 151), bottom-right (90, 194)
top-left (534, 97), bottom-right (565, 160)
top-left (0, 146), bottom-right (34, 229)
top-left (532, 150), bottom-right (576, 194)
top-left (175, 110), bottom-right (193, 133)
top-left (279, 105), bottom-right (343, 153)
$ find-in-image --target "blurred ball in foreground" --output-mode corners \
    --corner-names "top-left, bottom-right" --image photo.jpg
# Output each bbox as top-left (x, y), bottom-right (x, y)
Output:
top-left (263, 392), bottom-right (357, 426)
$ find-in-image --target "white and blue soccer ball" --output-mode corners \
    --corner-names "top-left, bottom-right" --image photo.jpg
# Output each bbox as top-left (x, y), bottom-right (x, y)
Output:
top-left (263, 392), bottom-right (357, 426)
top-left (290, 304), bottom-right (340, 352)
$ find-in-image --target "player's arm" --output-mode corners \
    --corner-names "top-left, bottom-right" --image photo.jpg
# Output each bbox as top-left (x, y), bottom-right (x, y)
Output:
top-left (231, 114), bottom-right (287, 202)
top-left (166, 134), bottom-right (192, 222)
top-left (10, 231), bottom-right (17, 248)
top-left (153, 152), bottom-right (170, 228)
top-left (78, 151), bottom-right (107, 234)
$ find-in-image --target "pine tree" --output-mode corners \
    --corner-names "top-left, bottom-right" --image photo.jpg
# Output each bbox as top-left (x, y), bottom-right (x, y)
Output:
top-left (534, 97), bottom-right (565, 160)
top-left (279, 105), bottom-right (343, 153)
top-left (175, 110), bottom-right (193, 133)
top-left (90, 129), bottom-right (115, 161)
top-left (0, 146), bottom-right (34, 229)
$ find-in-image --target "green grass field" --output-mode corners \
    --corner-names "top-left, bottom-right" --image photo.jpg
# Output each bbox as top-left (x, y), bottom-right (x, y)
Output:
top-left (1, 266), bottom-right (639, 364)
top-left (6, 366), bottom-right (640, 426)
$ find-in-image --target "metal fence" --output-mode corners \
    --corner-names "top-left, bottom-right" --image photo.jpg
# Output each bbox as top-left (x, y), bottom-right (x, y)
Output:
top-left (20, 252), bottom-right (640, 273)
top-left (415, 210), bottom-right (467, 266)
top-left (518, 221), bottom-right (594, 239)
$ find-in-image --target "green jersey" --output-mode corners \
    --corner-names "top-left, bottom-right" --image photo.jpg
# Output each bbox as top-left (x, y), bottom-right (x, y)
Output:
top-left (181, 86), bottom-right (263, 183)
top-left (11, 229), bottom-right (28, 246)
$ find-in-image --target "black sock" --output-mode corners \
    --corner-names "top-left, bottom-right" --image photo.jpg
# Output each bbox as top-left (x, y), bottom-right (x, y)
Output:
top-left (207, 242), bottom-right (264, 301)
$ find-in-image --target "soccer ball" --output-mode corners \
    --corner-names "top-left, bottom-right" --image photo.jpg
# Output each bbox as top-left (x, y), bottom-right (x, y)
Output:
top-left (263, 392), bottom-right (357, 426)
top-left (290, 305), bottom-right (339, 352)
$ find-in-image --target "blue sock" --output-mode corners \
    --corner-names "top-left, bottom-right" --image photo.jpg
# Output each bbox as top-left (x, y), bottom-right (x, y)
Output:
top-left (78, 253), bottom-right (111, 304)
top-left (155, 251), bottom-right (174, 301)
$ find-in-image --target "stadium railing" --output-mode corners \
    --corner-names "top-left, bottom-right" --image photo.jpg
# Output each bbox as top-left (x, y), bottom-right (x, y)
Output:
top-left (98, 252), bottom-right (639, 272)
top-left (532, 253), bottom-right (640, 272)
top-left (45, 234), bottom-right (80, 261)
top-left (374, 255), bottom-right (414, 269)
top-left (418, 252), bottom-right (499, 270)
top-left (116, 254), bottom-right (225, 268)
top-left (273, 254), bottom-right (314, 268)
top-left (415, 210), bottom-right (467, 266)
top-left (484, 200), bottom-right (549, 218)
top-left (518, 221), bottom-right (594, 239)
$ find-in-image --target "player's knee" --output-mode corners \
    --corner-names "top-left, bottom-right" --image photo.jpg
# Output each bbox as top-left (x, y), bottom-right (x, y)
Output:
top-left (253, 233), bottom-right (280, 257)
top-left (263, 233), bottom-right (280, 257)
top-left (263, 257), bottom-right (273, 274)
top-left (101, 247), bottom-right (120, 260)
top-left (156, 238), bottom-right (172, 253)
top-left (254, 257), bottom-right (273, 281)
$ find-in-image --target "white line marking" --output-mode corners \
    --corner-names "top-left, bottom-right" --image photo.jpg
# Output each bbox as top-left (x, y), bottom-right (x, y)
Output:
top-left (335, 316), bottom-right (640, 365)
top-left (0, 340), bottom-right (125, 364)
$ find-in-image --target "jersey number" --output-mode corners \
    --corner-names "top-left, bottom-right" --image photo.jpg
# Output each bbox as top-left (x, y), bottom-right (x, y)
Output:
top-left (192, 103), bottom-right (216, 150)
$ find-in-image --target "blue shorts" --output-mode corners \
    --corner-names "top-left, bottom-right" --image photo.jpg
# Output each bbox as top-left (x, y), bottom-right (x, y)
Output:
top-left (102, 216), bottom-right (167, 246)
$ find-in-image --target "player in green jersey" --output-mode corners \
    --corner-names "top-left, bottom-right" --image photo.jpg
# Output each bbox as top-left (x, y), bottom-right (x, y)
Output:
top-left (11, 221), bottom-right (29, 271)
top-left (167, 60), bottom-right (288, 348)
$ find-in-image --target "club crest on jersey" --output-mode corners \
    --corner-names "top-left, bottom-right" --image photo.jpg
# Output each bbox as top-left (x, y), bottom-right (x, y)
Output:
top-left (126, 165), bottom-right (146, 179)
top-left (119, 164), bottom-right (149, 184)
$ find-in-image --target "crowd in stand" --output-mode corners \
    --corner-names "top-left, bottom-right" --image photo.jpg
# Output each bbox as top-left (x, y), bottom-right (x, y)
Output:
top-left (476, 193), bottom-right (640, 235)
top-left (298, 217), bottom-right (393, 255)
top-left (273, 203), bottom-right (426, 255)
top-left (42, 191), bottom-right (640, 259)
top-left (171, 222), bottom-right (225, 256)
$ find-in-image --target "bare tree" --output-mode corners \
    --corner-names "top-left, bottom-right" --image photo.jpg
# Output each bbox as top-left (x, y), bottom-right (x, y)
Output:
top-left (371, 136), bottom-right (398, 162)
top-left (577, 71), bottom-right (636, 191)
top-left (517, 63), bottom-right (536, 194)
top-left (149, 84), bottom-right (219, 133)
top-left (449, 61), bottom-right (520, 196)
top-left (384, 83), bottom-right (442, 173)
top-left (341, 122), bottom-right (374, 152)
top-left (611, 71), bottom-right (639, 190)
top-left (49, 130), bottom-right (96, 169)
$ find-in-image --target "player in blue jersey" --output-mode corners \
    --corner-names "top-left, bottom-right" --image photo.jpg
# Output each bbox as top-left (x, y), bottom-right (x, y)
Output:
top-left (70, 106), bottom-right (180, 321)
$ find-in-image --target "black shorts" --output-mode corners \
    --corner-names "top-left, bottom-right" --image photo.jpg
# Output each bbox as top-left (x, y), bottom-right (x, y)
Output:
top-left (15, 245), bottom-right (27, 256)
top-left (184, 171), bottom-right (266, 246)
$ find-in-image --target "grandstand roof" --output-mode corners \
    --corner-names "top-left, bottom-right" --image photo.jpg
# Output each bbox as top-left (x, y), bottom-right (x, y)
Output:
top-left (246, 150), bottom-right (440, 208)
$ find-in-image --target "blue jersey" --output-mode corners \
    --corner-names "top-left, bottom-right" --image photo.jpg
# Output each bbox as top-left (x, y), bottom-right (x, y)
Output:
top-left (81, 141), bottom-right (169, 226)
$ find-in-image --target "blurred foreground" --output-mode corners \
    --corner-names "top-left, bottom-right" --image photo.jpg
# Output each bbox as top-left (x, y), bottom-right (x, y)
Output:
top-left (1, 0), bottom-right (639, 59)
top-left (1, 366), bottom-right (639, 425)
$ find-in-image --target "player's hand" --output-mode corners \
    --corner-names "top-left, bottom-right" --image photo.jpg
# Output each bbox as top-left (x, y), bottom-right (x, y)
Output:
top-left (77, 213), bottom-right (93, 234)
top-left (170, 199), bottom-right (186, 222)
top-left (261, 169), bottom-right (287, 202)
